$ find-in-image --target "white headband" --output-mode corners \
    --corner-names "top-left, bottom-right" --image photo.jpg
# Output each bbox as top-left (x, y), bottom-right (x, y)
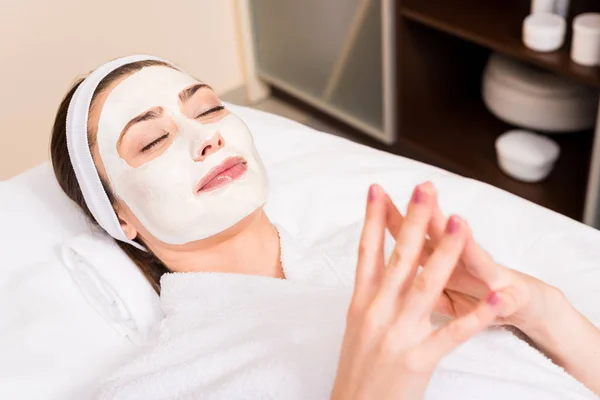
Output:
top-left (66, 55), bottom-right (175, 251)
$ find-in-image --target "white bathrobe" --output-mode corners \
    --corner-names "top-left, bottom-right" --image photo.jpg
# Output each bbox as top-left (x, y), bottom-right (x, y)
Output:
top-left (97, 228), bottom-right (597, 399)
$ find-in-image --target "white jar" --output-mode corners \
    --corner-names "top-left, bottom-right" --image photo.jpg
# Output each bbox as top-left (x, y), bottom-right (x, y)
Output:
top-left (482, 53), bottom-right (599, 133)
top-left (523, 13), bottom-right (567, 52)
top-left (495, 130), bottom-right (560, 182)
top-left (531, 0), bottom-right (556, 14)
top-left (571, 13), bottom-right (600, 66)
top-left (554, 0), bottom-right (570, 18)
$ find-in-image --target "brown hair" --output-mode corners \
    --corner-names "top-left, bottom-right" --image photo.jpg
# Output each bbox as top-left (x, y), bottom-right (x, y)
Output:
top-left (50, 60), bottom-right (173, 293)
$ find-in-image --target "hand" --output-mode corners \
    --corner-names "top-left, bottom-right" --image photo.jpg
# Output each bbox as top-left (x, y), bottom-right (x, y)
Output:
top-left (385, 182), bottom-right (564, 336)
top-left (331, 184), bottom-right (503, 400)
top-left (386, 183), bottom-right (600, 395)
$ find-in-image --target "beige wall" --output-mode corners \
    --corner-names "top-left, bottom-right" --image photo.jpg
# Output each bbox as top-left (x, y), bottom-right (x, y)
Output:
top-left (1, 0), bottom-right (245, 180)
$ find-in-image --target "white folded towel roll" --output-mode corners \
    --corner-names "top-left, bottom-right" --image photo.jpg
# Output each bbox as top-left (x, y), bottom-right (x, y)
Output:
top-left (61, 233), bottom-right (163, 344)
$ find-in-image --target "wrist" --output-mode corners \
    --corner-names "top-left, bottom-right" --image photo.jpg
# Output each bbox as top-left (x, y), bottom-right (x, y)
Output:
top-left (513, 286), bottom-right (600, 392)
top-left (517, 284), bottom-right (571, 348)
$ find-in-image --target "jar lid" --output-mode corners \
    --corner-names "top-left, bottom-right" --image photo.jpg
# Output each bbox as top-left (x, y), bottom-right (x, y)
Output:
top-left (573, 13), bottom-right (600, 33)
top-left (495, 130), bottom-right (560, 165)
top-left (485, 53), bottom-right (594, 97)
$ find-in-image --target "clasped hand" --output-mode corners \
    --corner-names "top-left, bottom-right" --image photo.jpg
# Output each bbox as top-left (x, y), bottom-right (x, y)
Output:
top-left (331, 182), bottom-right (557, 400)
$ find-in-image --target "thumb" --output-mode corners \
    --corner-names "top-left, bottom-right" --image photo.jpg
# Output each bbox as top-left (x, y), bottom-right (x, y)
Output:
top-left (492, 285), bottom-right (524, 319)
top-left (416, 292), bottom-right (503, 365)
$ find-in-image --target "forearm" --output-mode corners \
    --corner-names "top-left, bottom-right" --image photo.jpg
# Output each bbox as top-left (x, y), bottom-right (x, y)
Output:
top-left (522, 290), bottom-right (600, 395)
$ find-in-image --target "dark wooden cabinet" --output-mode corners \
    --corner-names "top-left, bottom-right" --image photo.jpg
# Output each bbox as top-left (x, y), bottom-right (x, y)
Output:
top-left (270, 0), bottom-right (600, 225)
top-left (394, 0), bottom-right (600, 223)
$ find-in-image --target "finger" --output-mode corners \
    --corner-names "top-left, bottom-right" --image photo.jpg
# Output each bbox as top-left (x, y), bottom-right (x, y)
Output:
top-left (402, 216), bottom-right (468, 318)
top-left (381, 182), bottom-right (435, 299)
top-left (417, 244), bottom-right (434, 271)
top-left (435, 289), bottom-right (480, 318)
top-left (493, 285), bottom-right (525, 319)
top-left (384, 193), bottom-right (404, 238)
top-left (423, 186), bottom-right (505, 290)
top-left (434, 291), bottom-right (455, 317)
top-left (416, 291), bottom-right (502, 364)
top-left (385, 192), bottom-right (437, 264)
top-left (461, 235), bottom-right (506, 289)
top-left (445, 270), bottom-right (491, 299)
top-left (352, 184), bottom-right (387, 313)
top-left (387, 182), bottom-right (434, 268)
top-left (428, 188), bottom-right (447, 244)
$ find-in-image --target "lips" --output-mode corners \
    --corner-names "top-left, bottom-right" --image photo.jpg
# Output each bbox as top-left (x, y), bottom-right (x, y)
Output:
top-left (194, 156), bottom-right (248, 194)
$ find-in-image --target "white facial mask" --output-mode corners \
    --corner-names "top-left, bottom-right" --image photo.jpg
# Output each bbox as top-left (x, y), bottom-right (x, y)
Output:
top-left (96, 67), bottom-right (268, 245)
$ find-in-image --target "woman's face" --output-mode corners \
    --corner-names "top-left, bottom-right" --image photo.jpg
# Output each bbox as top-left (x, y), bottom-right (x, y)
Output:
top-left (88, 66), bottom-right (268, 246)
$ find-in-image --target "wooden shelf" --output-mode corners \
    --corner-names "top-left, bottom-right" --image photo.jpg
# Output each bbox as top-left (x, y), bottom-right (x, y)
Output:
top-left (400, 95), bottom-right (592, 220)
top-left (269, 0), bottom-right (600, 222)
top-left (401, 0), bottom-right (600, 88)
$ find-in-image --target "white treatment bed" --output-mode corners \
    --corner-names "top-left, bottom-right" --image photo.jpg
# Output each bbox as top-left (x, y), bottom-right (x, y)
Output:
top-left (1, 104), bottom-right (600, 399)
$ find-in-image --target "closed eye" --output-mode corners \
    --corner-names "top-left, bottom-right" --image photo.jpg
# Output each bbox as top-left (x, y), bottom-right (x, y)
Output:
top-left (140, 133), bottom-right (169, 153)
top-left (195, 105), bottom-right (225, 119)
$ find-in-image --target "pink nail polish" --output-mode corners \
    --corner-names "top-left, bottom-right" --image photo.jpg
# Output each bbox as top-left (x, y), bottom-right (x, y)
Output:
top-left (446, 216), bottom-right (460, 234)
top-left (411, 186), bottom-right (425, 204)
top-left (486, 292), bottom-right (500, 307)
top-left (368, 185), bottom-right (378, 202)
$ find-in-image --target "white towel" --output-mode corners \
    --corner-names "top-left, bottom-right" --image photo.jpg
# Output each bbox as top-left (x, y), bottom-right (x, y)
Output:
top-left (96, 231), bottom-right (597, 399)
top-left (61, 233), bottom-right (163, 344)
top-left (57, 225), bottom-right (336, 345)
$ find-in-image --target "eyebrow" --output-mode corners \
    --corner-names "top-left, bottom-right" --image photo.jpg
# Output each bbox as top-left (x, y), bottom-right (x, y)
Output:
top-left (178, 83), bottom-right (211, 103)
top-left (118, 107), bottom-right (164, 147)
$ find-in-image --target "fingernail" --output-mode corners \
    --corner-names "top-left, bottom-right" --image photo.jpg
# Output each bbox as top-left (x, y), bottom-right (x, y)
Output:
top-left (368, 185), bottom-right (379, 202)
top-left (411, 186), bottom-right (425, 204)
top-left (486, 292), bottom-right (500, 307)
top-left (446, 216), bottom-right (460, 234)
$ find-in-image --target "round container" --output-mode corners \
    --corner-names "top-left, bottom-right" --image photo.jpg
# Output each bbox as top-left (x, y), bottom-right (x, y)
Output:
top-left (523, 13), bottom-right (566, 52)
top-left (482, 53), bottom-right (599, 133)
top-left (554, 0), bottom-right (570, 18)
top-left (571, 13), bottom-right (600, 66)
top-left (531, 0), bottom-right (556, 14)
top-left (495, 130), bottom-right (560, 182)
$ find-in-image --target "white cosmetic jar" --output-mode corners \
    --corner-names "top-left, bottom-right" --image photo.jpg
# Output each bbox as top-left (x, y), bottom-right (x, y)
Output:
top-left (482, 53), bottom-right (598, 133)
top-left (571, 13), bottom-right (600, 66)
top-left (495, 130), bottom-right (561, 182)
top-left (523, 13), bottom-right (567, 52)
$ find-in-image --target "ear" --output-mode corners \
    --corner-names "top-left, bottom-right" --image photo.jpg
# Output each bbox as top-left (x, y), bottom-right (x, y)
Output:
top-left (115, 209), bottom-right (138, 241)
top-left (119, 218), bottom-right (138, 241)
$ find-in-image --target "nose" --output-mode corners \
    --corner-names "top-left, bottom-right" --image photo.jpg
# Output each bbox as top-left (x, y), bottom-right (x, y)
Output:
top-left (194, 132), bottom-right (225, 162)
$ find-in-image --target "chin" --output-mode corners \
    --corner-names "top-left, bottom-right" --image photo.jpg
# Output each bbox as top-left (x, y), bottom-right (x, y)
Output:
top-left (159, 206), bottom-right (267, 250)
top-left (130, 170), bottom-right (269, 246)
top-left (230, 207), bottom-right (265, 230)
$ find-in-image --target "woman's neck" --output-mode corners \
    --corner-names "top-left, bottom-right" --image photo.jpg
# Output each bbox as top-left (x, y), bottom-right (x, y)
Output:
top-left (152, 210), bottom-right (284, 278)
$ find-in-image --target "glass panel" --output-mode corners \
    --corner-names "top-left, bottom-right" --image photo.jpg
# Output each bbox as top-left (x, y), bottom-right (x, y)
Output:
top-left (327, 0), bottom-right (383, 130)
top-left (250, 0), bottom-right (384, 133)
top-left (251, 0), bottom-right (363, 98)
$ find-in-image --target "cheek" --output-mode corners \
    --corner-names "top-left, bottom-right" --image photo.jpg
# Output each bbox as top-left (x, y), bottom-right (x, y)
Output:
top-left (122, 176), bottom-right (158, 204)
top-left (115, 143), bottom-right (193, 206)
top-left (223, 132), bottom-right (254, 154)
top-left (217, 119), bottom-right (257, 153)
top-left (123, 170), bottom-right (187, 203)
